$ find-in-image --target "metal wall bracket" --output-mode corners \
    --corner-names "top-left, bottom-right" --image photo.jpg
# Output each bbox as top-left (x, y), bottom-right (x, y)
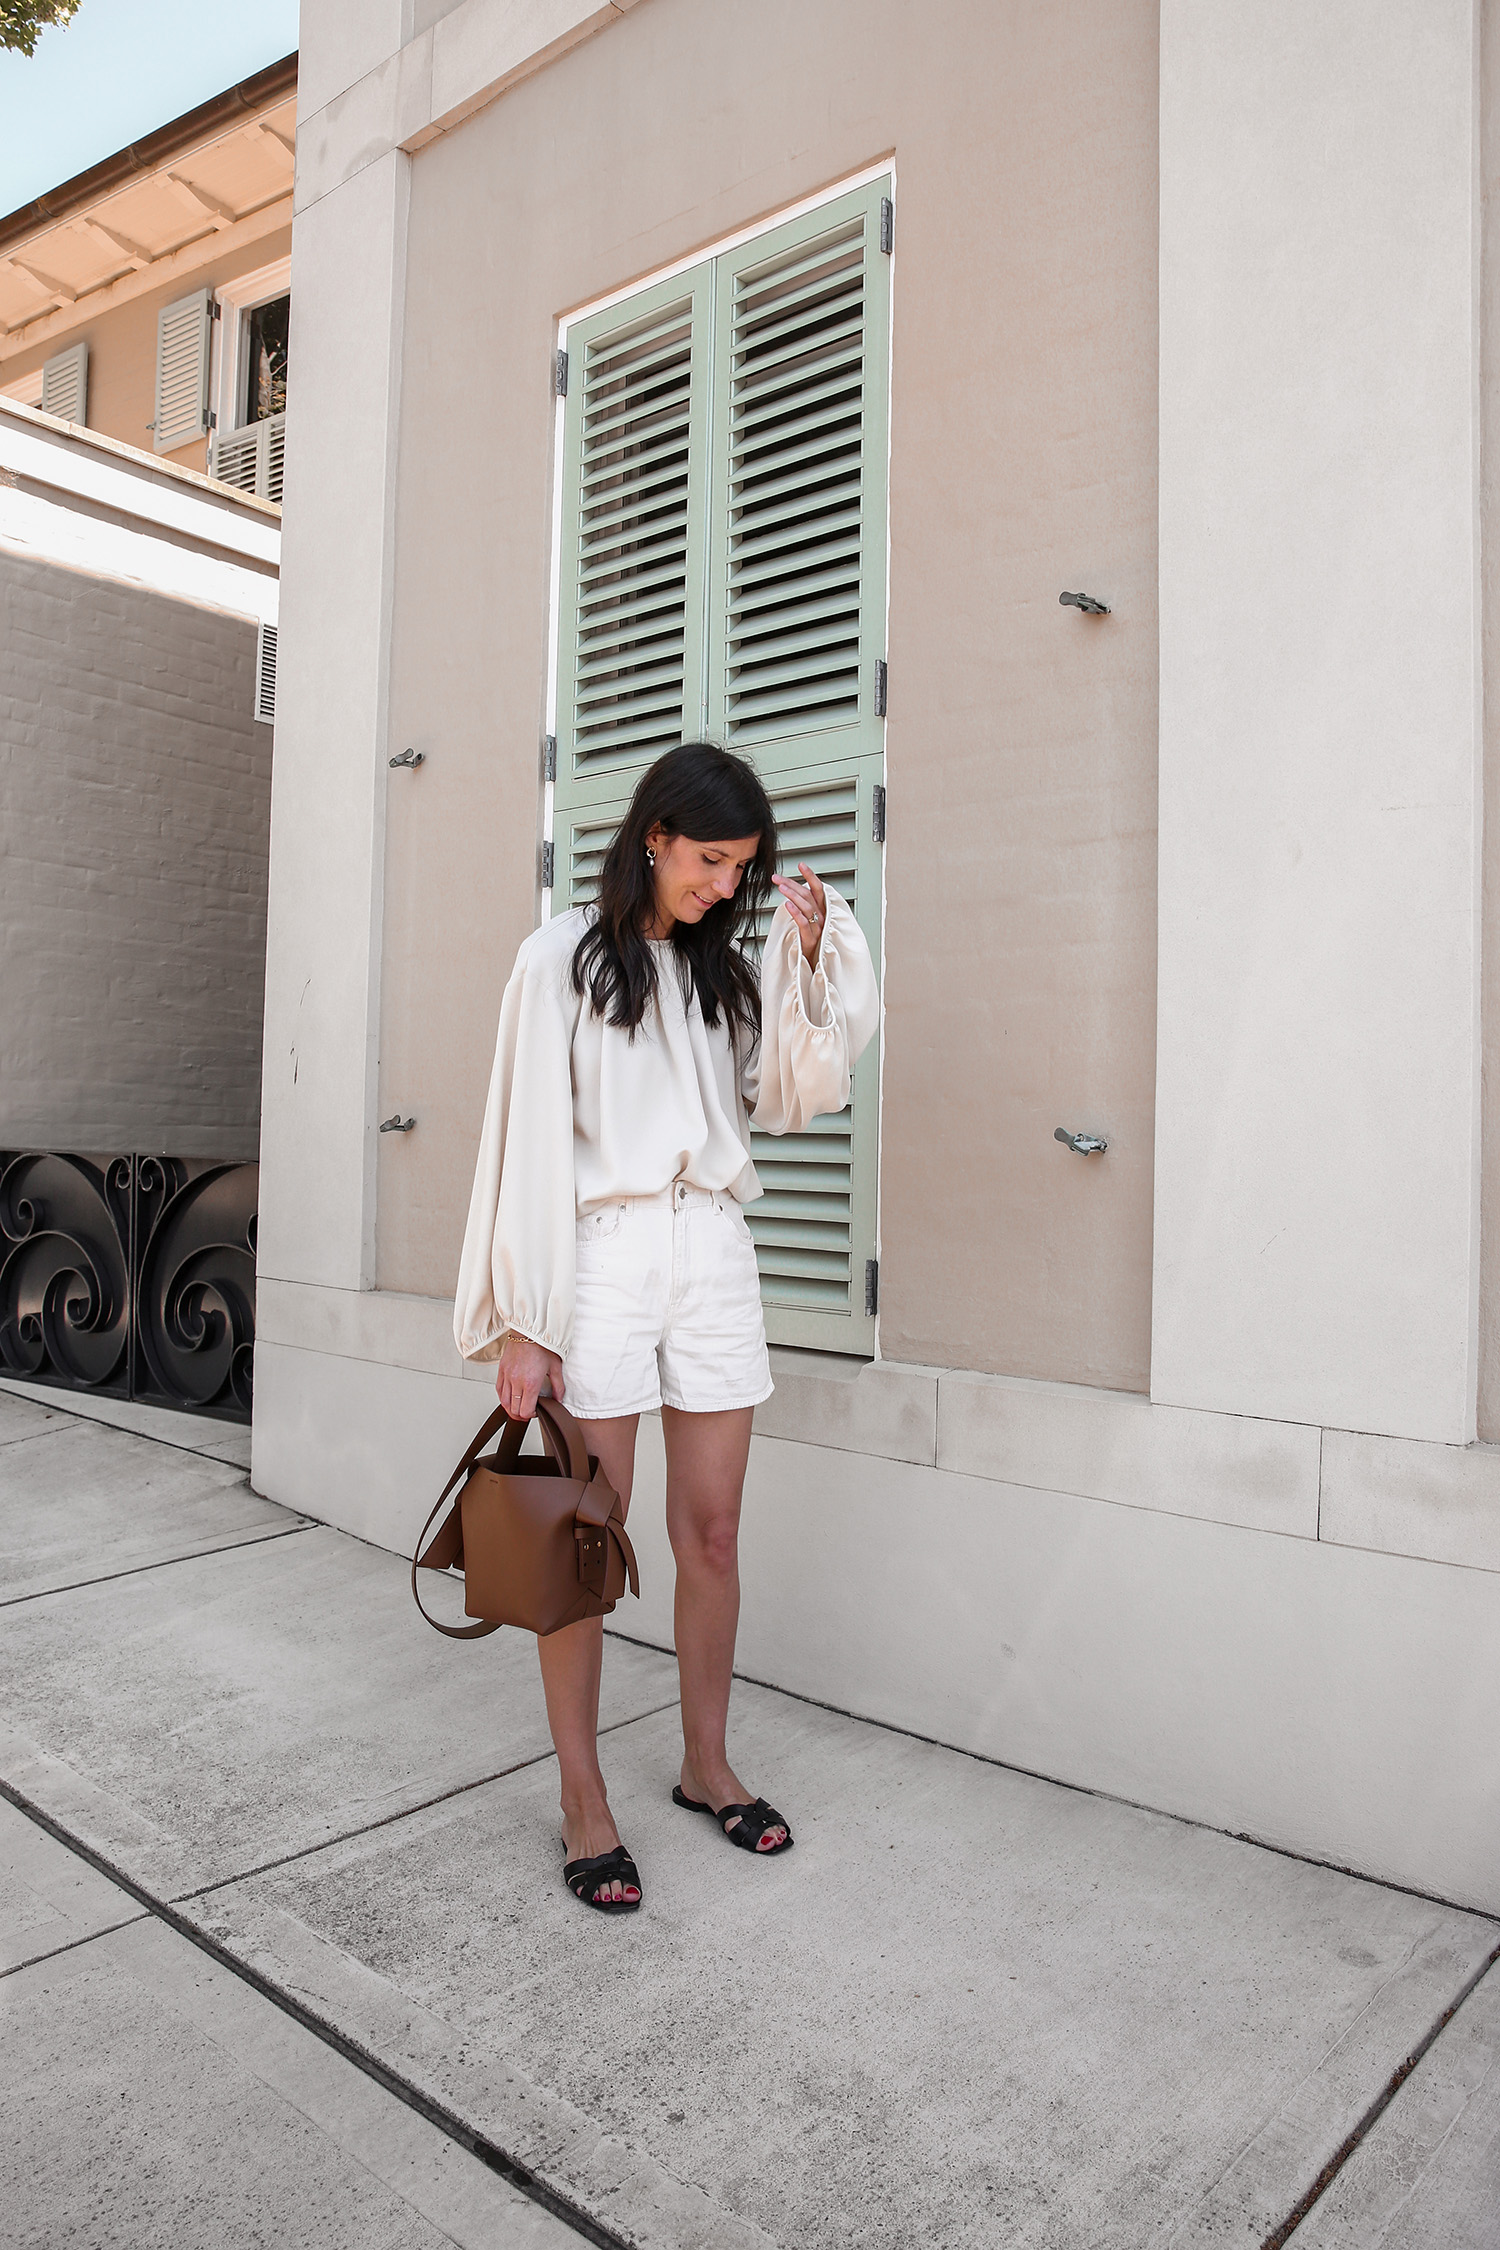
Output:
top-left (379, 1115), bottom-right (416, 1134)
top-left (1054, 1127), bottom-right (1107, 1155)
top-left (1059, 591), bottom-right (1110, 616)
top-left (389, 747), bottom-right (425, 769)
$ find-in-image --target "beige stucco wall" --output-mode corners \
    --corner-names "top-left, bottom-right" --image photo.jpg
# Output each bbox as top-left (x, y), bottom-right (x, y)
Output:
top-left (1, 227), bottom-right (292, 472)
top-left (372, 0), bottom-right (1159, 1390)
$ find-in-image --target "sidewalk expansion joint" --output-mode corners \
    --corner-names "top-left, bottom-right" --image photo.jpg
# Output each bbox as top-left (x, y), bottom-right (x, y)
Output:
top-left (0, 1912), bottom-right (149, 1982)
top-left (178, 1694), bottom-right (684, 1902)
top-left (0, 1774), bottom-right (639, 2250)
top-left (1262, 1937), bottom-right (1500, 2248)
top-left (0, 1521), bottom-right (318, 1610)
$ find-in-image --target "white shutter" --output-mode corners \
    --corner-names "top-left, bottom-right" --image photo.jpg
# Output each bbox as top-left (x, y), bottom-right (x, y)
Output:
top-left (154, 290), bottom-right (213, 452)
top-left (255, 622), bottom-right (277, 723)
top-left (40, 342), bottom-right (88, 425)
top-left (211, 410), bottom-right (286, 503)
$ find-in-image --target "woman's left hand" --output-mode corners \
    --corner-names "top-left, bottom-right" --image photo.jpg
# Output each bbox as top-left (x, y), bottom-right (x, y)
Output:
top-left (771, 861), bottom-right (827, 966)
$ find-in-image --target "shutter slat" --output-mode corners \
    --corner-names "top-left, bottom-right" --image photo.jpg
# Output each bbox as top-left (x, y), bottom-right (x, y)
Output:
top-left (729, 616), bottom-right (860, 668)
top-left (733, 434), bottom-right (862, 505)
top-left (734, 256), bottom-right (865, 336)
top-left (730, 563), bottom-right (864, 620)
top-left (731, 529), bottom-right (862, 590)
top-left (734, 219), bottom-right (865, 302)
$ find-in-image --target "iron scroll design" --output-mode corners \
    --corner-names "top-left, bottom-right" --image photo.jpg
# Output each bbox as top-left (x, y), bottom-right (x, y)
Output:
top-left (0, 1153), bottom-right (257, 1423)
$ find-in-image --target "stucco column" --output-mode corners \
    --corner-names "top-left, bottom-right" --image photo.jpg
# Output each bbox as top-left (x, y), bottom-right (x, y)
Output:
top-left (1153, 0), bottom-right (1482, 1442)
top-left (257, 147), bottom-right (409, 1292)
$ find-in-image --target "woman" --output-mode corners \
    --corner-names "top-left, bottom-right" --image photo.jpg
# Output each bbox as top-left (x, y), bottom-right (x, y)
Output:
top-left (454, 743), bottom-right (878, 1913)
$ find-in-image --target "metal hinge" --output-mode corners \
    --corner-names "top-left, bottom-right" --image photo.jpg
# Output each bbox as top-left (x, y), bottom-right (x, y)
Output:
top-left (541, 839), bottom-right (555, 889)
top-left (872, 784), bottom-right (886, 844)
top-left (542, 734), bottom-right (557, 782)
top-left (873, 658), bottom-right (887, 718)
top-left (554, 348), bottom-right (569, 397)
top-left (211, 299), bottom-right (222, 321)
top-left (207, 410), bottom-right (216, 430)
top-left (879, 196), bottom-right (894, 255)
top-left (864, 1259), bottom-right (879, 1317)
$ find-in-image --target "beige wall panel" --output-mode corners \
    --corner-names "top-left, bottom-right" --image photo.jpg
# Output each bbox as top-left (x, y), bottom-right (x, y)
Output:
top-left (1481, 0), bottom-right (1500, 1440)
top-left (374, 0), bottom-right (1159, 1395)
top-left (2, 228), bottom-right (292, 470)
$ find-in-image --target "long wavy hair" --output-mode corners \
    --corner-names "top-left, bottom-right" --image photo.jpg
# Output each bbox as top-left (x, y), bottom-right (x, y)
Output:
top-left (571, 743), bottom-right (778, 1042)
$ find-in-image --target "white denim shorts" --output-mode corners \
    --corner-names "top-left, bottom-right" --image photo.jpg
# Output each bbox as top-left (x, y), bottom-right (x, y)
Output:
top-left (564, 1182), bottom-right (774, 1420)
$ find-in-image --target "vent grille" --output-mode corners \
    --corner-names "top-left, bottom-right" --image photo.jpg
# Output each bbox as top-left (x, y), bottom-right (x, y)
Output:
top-left (724, 216), bottom-right (867, 747)
top-left (568, 298), bottom-right (695, 777)
top-left (255, 622), bottom-right (277, 724)
top-left (155, 291), bottom-right (212, 453)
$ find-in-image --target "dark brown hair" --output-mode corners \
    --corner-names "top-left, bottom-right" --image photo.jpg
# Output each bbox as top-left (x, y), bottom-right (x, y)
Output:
top-left (571, 743), bottom-right (778, 1043)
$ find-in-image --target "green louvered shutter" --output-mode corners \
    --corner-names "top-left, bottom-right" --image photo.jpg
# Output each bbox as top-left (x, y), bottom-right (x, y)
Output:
top-left (554, 268), bottom-right (713, 799)
top-left (707, 178), bottom-right (889, 1351)
top-left (552, 178), bottom-right (891, 1355)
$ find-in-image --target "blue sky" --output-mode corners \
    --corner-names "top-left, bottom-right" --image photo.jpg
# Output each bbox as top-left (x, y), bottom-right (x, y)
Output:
top-left (0, 0), bottom-right (300, 217)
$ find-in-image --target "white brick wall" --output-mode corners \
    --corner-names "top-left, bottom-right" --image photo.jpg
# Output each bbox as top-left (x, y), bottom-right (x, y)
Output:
top-left (1, 551), bottom-right (272, 1156)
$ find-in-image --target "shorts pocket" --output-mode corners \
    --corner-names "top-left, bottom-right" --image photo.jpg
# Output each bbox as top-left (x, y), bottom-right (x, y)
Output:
top-left (576, 1204), bottom-right (625, 1245)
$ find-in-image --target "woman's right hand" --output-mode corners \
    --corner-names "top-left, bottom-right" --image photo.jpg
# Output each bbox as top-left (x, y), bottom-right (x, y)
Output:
top-left (495, 1332), bottom-right (565, 1421)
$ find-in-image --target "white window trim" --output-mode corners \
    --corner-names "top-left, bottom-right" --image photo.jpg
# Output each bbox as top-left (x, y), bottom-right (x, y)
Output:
top-left (211, 253), bottom-right (291, 439)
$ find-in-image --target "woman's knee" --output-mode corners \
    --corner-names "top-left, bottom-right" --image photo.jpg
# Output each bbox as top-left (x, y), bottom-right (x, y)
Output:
top-left (670, 1505), bottom-right (740, 1575)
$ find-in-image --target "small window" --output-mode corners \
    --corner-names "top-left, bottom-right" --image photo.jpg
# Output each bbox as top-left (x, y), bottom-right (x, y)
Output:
top-left (242, 294), bottom-right (289, 426)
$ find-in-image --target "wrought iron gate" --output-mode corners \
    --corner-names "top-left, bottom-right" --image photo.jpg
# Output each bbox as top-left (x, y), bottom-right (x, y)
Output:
top-left (0, 1151), bottom-right (257, 1423)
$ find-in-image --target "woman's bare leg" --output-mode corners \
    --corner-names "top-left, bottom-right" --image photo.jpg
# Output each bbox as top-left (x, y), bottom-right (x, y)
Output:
top-left (662, 1404), bottom-right (786, 1851)
top-left (537, 1412), bottom-right (639, 1901)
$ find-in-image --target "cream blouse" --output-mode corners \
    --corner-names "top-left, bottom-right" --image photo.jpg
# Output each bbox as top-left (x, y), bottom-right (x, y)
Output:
top-left (454, 885), bottom-right (878, 1362)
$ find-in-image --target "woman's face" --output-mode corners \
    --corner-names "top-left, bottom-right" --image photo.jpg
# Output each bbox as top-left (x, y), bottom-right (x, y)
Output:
top-left (646, 825), bottom-right (760, 930)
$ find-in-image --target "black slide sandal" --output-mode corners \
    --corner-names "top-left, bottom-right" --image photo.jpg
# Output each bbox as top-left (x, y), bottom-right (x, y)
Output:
top-left (562, 1842), bottom-right (642, 1912)
top-left (672, 1785), bottom-right (794, 1854)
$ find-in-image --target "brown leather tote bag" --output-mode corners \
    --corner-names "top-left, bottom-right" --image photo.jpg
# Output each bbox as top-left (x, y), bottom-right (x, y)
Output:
top-left (411, 1397), bottom-right (638, 1639)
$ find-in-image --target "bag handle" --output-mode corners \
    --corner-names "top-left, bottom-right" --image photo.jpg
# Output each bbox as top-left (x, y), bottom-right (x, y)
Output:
top-left (533, 1395), bottom-right (590, 1483)
top-left (409, 1401), bottom-right (519, 1639)
top-left (410, 1396), bottom-right (598, 1639)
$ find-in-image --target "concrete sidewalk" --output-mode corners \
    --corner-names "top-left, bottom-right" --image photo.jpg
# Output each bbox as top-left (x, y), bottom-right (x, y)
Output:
top-left (2, 1385), bottom-right (1498, 2249)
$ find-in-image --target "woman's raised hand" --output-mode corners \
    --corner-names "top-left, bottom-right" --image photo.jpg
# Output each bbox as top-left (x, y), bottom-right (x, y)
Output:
top-left (771, 861), bottom-right (828, 966)
top-left (495, 1332), bottom-right (564, 1420)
